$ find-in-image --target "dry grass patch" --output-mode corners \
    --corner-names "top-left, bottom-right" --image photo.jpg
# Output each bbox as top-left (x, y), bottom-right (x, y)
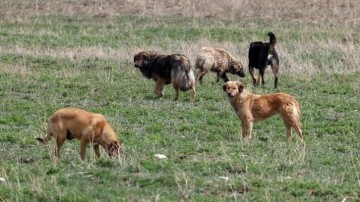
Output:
top-left (1, 0), bottom-right (360, 26)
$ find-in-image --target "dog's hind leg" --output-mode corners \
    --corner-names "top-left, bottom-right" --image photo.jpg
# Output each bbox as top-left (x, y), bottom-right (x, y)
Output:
top-left (292, 122), bottom-right (303, 140)
top-left (290, 102), bottom-right (303, 140)
top-left (249, 67), bottom-right (258, 86)
top-left (283, 120), bottom-right (293, 140)
top-left (282, 114), bottom-right (303, 141)
top-left (172, 84), bottom-right (180, 101)
top-left (271, 64), bottom-right (279, 88)
top-left (286, 120), bottom-right (303, 140)
top-left (259, 68), bottom-right (265, 85)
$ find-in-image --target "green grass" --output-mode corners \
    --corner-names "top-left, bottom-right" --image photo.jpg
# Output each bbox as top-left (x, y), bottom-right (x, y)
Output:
top-left (0, 11), bottom-right (359, 201)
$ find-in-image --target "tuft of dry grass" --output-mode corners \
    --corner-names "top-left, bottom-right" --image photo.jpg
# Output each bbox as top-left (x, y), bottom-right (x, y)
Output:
top-left (1, 0), bottom-right (360, 26)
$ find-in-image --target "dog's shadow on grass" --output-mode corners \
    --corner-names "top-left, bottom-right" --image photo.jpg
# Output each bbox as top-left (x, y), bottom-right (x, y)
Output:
top-left (143, 95), bottom-right (157, 101)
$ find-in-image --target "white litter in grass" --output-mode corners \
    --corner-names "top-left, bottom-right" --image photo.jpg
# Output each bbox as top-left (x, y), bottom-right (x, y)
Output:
top-left (154, 154), bottom-right (167, 160)
top-left (219, 176), bottom-right (229, 181)
top-left (0, 177), bottom-right (5, 183)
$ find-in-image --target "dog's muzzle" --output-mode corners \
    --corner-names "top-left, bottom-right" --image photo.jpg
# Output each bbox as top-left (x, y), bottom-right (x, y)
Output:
top-left (238, 71), bottom-right (245, 78)
top-left (227, 92), bottom-right (234, 97)
top-left (134, 61), bottom-right (143, 68)
top-left (108, 143), bottom-right (121, 157)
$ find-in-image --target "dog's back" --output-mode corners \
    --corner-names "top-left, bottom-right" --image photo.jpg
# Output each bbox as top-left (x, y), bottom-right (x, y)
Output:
top-left (251, 93), bottom-right (299, 119)
top-left (248, 42), bottom-right (264, 69)
top-left (50, 108), bottom-right (95, 138)
top-left (195, 47), bottom-right (244, 83)
top-left (36, 108), bottom-right (92, 143)
top-left (248, 32), bottom-right (277, 69)
top-left (141, 53), bottom-right (192, 85)
top-left (196, 47), bottom-right (232, 71)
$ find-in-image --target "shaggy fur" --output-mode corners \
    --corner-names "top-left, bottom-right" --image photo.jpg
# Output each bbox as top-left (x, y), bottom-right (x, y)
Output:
top-left (223, 81), bottom-right (303, 141)
top-left (195, 47), bottom-right (245, 83)
top-left (36, 108), bottom-right (121, 161)
top-left (248, 32), bottom-right (279, 88)
top-left (134, 51), bottom-right (196, 101)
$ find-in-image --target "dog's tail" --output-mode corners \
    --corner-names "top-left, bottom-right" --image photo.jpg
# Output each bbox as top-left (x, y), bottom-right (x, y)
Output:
top-left (179, 68), bottom-right (196, 91)
top-left (194, 57), bottom-right (202, 74)
top-left (172, 62), bottom-right (196, 91)
top-left (292, 100), bottom-right (302, 128)
top-left (268, 32), bottom-right (276, 46)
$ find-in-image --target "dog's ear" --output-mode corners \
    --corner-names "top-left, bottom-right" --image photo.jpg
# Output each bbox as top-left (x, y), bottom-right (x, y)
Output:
top-left (237, 82), bottom-right (245, 93)
top-left (223, 84), bottom-right (227, 92)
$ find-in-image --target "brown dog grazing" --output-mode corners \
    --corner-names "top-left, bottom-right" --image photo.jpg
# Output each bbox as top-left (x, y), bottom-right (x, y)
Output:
top-left (248, 32), bottom-right (279, 88)
top-left (223, 81), bottom-right (303, 141)
top-left (134, 51), bottom-right (196, 101)
top-left (195, 47), bottom-right (245, 83)
top-left (36, 108), bottom-right (121, 161)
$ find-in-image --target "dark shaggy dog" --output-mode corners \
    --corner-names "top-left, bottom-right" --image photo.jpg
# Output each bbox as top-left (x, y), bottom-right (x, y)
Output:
top-left (195, 47), bottom-right (245, 83)
top-left (248, 32), bottom-right (279, 88)
top-left (134, 51), bottom-right (196, 101)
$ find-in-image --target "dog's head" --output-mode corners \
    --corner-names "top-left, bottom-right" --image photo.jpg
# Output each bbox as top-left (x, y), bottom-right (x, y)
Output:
top-left (229, 60), bottom-right (245, 78)
top-left (107, 141), bottom-right (122, 157)
top-left (134, 51), bottom-right (157, 68)
top-left (223, 81), bottom-right (245, 97)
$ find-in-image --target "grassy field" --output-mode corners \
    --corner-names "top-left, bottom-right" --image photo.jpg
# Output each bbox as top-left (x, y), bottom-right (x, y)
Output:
top-left (0, 1), bottom-right (360, 201)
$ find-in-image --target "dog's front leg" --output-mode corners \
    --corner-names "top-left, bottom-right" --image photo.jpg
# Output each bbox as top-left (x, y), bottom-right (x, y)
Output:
top-left (55, 136), bottom-right (66, 159)
top-left (154, 79), bottom-right (165, 98)
top-left (93, 144), bottom-right (101, 158)
top-left (190, 85), bottom-right (196, 102)
top-left (195, 69), bottom-right (207, 84)
top-left (241, 119), bottom-right (253, 141)
top-left (216, 72), bottom-right (229, 82)
top-left (220, 73), bottom-right (230, 82)
top-left (80, 140), bottom-right (89, 161)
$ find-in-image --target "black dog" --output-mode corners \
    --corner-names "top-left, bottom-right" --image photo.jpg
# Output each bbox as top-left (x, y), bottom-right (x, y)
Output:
top-left (248, 32), bottom-right (279, 88)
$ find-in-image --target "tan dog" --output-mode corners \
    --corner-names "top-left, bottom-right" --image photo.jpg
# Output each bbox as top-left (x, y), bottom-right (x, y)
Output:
top-left (223, 81), bottom-right (303, 141)
top-left (195, 47), bottom-right (245, 83)
top-left (36, 108), bottom-right (121, 161)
